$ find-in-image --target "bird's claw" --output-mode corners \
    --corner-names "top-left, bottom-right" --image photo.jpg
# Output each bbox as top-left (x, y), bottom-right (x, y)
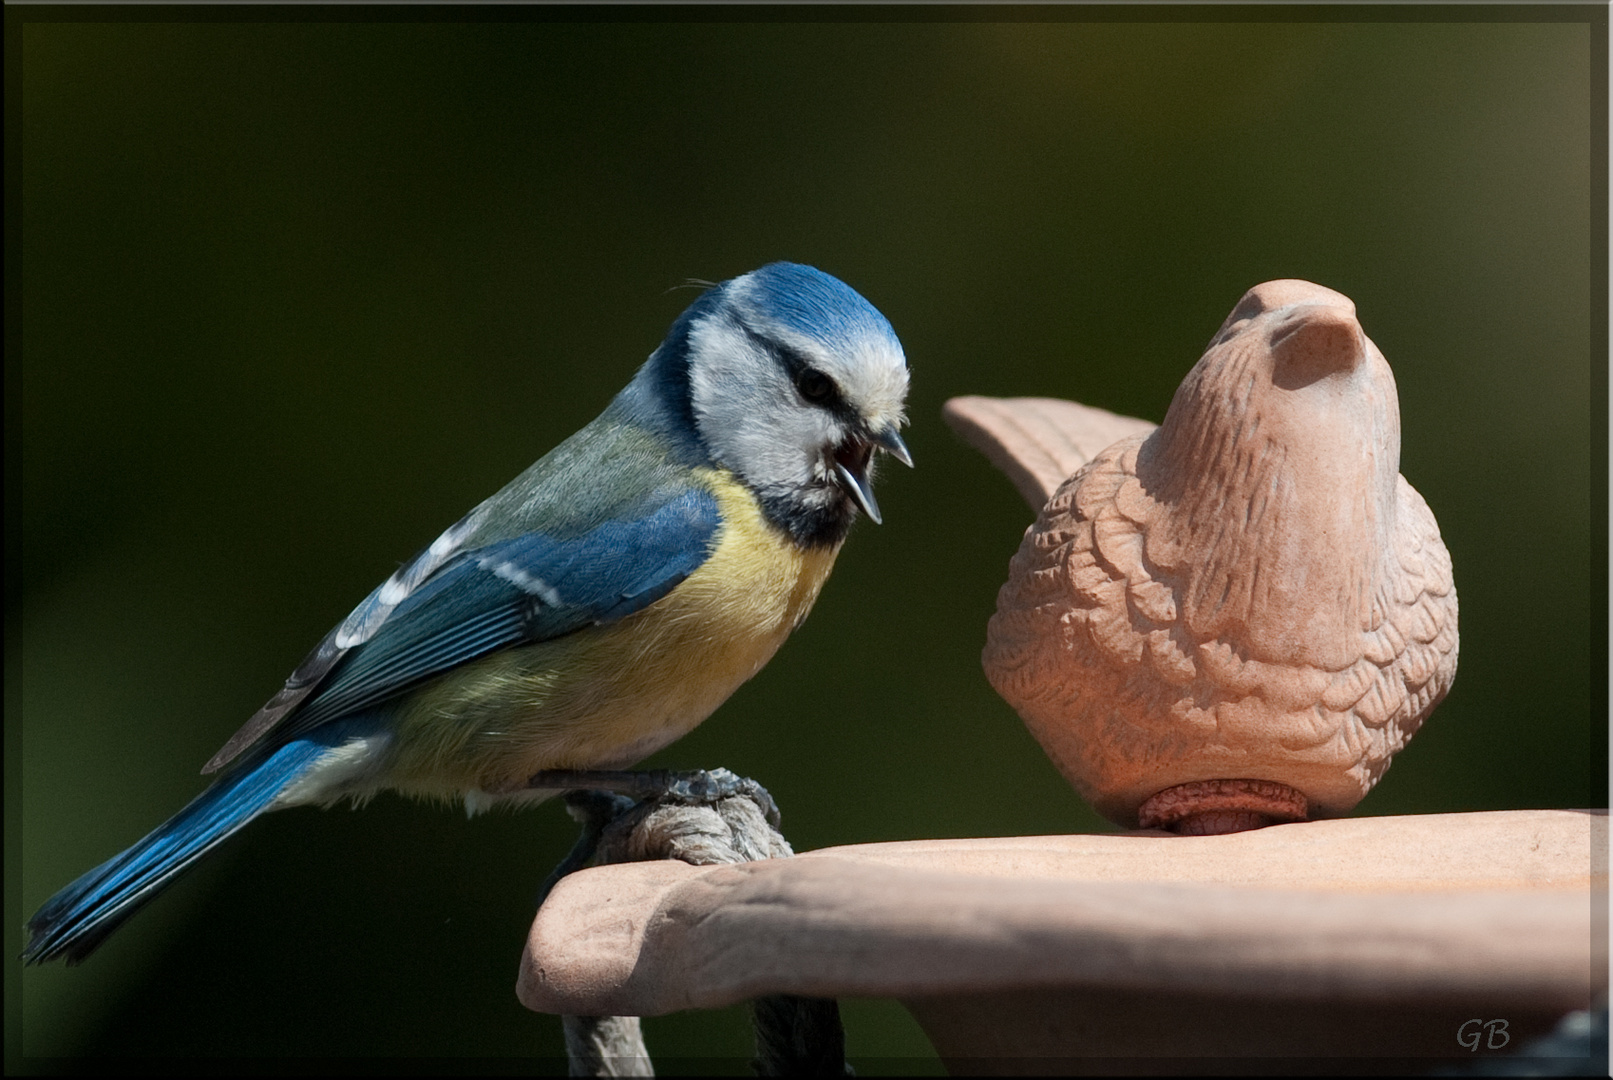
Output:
top-left (527, 766), bottom-right (781, 829)
top-left (532, 767), bottom-right (783, 906)
top-left (656, 767), bottom-right (781, 829)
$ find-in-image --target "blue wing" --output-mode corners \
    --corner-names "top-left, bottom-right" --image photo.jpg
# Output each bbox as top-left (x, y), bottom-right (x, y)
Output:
top-left (207, 483), bottom-right (722, 768)
top-left (285, 488), bottom-right (721, 732)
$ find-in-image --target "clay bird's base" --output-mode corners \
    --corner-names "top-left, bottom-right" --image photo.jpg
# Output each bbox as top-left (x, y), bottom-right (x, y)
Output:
top-left (1138, 778), bottom-right (1310, 835)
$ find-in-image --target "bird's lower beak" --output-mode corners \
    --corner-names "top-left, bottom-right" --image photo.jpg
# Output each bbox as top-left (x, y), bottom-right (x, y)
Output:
top-left (831, 423), bottom-right (913, 526)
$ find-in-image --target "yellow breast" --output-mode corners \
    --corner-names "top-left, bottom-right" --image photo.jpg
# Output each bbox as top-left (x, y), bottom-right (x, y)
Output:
top-left (387, 470), bottom-right (841, 800)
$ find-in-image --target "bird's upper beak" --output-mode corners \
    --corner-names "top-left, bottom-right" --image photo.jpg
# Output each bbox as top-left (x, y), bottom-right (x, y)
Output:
top-left (831, 422), bottom-right (913, 525)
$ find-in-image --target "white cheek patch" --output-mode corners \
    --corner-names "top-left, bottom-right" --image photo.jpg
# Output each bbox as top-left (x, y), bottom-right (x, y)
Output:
top-left (687, 315), bottom-right (831, 494)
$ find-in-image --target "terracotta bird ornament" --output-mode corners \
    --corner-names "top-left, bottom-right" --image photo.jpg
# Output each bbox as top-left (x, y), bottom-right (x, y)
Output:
top-left (946, 280), bottom-right (1458, 834)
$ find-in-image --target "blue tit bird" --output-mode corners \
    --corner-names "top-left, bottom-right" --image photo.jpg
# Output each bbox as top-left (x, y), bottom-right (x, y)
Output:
top-left (24, 261), bottom-right (912, 965)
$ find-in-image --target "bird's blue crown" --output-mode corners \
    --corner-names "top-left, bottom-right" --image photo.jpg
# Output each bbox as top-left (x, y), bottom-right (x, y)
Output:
top-left (730, 262), bottom-right (902, 357)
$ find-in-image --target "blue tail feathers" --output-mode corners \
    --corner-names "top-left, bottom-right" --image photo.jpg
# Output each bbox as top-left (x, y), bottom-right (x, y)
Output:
top-left (23, 738), bottom-right (332, 965)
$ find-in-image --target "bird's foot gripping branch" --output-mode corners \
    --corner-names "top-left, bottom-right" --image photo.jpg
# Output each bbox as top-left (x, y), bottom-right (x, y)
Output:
top-left (532, 769), bottom-right (853, 1077)
top-left (527, 767), bottom-right (781, 828)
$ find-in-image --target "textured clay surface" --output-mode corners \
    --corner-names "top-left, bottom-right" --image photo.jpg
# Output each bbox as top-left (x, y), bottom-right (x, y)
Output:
top-left (977, 280), bottom-right (1458, 826)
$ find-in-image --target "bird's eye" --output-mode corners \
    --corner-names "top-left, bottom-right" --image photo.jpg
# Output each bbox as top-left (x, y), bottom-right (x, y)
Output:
top-left (796, 369), bottom-right (834, 403)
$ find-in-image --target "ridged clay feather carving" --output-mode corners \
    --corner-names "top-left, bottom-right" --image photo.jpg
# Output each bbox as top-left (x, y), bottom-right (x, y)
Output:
top-left (945, 280), bottom-right (1458, 834)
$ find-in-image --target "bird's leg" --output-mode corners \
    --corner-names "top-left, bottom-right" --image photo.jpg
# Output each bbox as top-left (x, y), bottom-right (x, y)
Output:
top-left (526, 767), bottom-right (781, 829)
top-left (534, 788), bottom-right (638, 906)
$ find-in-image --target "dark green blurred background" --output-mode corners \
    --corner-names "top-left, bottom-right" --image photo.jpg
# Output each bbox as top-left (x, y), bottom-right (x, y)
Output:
top-left (8, 8), bottom-right (1601, 1071)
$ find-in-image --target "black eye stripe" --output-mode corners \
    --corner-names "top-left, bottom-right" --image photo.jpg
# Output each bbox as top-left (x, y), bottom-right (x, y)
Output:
top-left (773, 343), bottom-right (814, 379)
top-left (734, 320), bottom-right (848, 411)
top-left (769, 341), bottom-right (841, 406)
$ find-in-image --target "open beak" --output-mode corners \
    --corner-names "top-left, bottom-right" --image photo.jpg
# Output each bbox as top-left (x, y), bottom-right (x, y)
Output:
top-left (873, 424), bottom-right (914, 469)
top-left (831, 422), bottom-right (913, 525)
